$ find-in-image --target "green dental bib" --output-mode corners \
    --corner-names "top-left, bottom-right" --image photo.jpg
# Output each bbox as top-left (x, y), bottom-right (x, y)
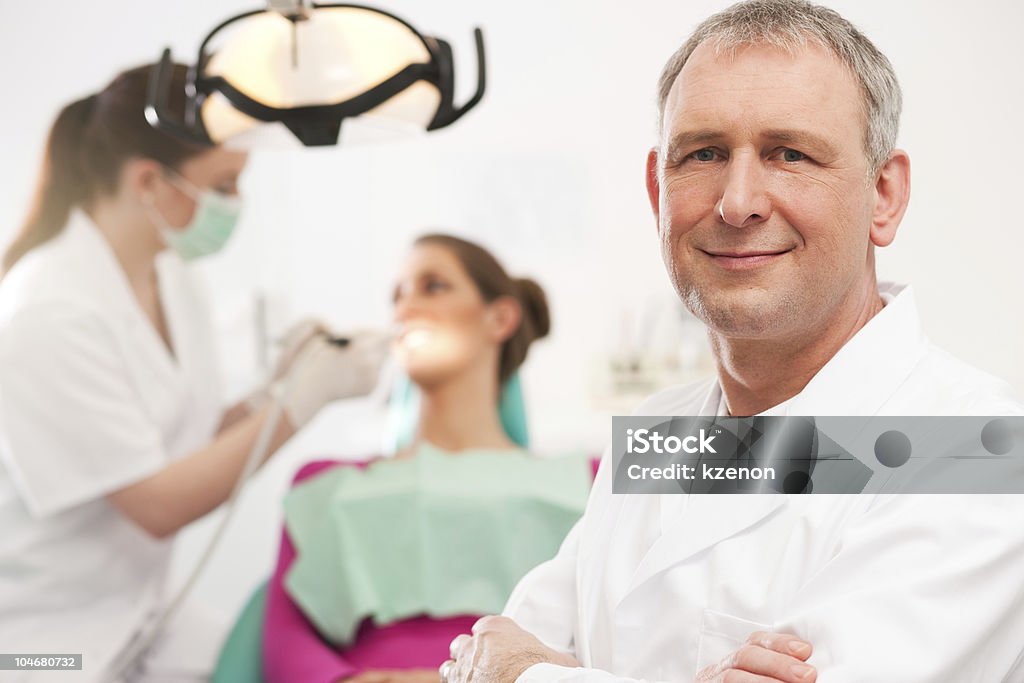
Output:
top-left (282, 444), bottom-right (590, 646)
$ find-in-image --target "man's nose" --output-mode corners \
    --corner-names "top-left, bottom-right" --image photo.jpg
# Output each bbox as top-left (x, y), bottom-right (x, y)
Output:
top-left (718, 153), bottom-right (772, 228)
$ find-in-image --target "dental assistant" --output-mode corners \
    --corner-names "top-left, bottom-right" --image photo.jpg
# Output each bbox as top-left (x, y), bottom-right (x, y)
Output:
top-left (0, 64), bottom-right (387, 683)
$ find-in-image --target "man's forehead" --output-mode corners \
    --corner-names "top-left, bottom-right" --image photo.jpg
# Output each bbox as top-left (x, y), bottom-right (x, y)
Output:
top-left (663, 39), bottom-right (864, 142)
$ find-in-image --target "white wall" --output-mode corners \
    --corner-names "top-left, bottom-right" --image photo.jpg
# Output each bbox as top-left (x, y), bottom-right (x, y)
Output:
top-left (3, 0), bottom-right (1022, 622)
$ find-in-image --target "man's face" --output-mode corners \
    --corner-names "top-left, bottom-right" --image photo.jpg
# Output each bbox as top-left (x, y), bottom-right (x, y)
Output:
top-left (651, 40), bottom-right (878, 339)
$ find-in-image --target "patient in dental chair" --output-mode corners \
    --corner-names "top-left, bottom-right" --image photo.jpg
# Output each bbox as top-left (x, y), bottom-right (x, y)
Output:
top-left (261, 235), bottom-right (598, 683)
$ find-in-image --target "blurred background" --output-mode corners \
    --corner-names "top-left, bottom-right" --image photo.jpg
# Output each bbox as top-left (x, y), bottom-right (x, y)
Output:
top-left (3, 0), bottom-right (1022, 625)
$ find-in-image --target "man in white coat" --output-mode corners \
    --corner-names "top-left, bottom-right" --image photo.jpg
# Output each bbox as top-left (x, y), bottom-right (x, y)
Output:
top-left (444, 1), bottom-right (1024, 682)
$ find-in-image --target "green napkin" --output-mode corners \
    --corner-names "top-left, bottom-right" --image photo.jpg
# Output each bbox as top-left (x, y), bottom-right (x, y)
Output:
top-left (283, 444), bottom-right (589, 646)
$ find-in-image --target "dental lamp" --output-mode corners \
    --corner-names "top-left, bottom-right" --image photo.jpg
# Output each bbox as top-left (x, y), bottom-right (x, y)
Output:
top-left (145, 0), bottom-right (486, 147)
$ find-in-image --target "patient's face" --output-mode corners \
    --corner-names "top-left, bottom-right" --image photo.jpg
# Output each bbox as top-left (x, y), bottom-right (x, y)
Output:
top-left (391, 244), bottom-right (497, 388)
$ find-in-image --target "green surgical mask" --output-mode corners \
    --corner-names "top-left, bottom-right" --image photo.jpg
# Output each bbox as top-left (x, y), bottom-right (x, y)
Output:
top-left (145, 168), bottom-right (242, 261)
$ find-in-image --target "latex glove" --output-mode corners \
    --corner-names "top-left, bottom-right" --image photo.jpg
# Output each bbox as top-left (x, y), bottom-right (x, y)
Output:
top-left (278, 329), bottom-right (392, 429)
top-left (273, 318), bottom-right (328, 381)
top-left (244, 318), bottom-right (327, 412)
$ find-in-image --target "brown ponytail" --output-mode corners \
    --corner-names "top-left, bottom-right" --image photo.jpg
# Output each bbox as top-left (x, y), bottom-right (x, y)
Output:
top-left (2, 63), bottom-right (209, 276)
top-left (414, 234), bottom-right (551, 384)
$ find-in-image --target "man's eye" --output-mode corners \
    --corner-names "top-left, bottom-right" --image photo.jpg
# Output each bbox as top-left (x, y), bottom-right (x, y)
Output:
top-left (689, 148), bottom-right (718, 162)
top-left (781, 149), bottom-right (806, 163)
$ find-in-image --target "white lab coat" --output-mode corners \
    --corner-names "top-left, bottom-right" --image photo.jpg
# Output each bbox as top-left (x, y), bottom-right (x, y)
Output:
top-left (0, 210), bottom-right (225, 682)
top-left (505, 283), bottom-right (1024, 683)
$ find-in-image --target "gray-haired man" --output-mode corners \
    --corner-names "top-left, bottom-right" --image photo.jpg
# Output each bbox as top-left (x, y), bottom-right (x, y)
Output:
top-left (444, 1), bottom-right (1024, 682)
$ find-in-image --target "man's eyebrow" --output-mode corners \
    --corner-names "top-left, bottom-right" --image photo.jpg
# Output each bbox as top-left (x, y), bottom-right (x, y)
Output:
top-left (760, 129), bottom-right (840, 157)
top-left (664, 128), bottom-right (841, 158)
top-left (665, 129), bottom-right (724, 158)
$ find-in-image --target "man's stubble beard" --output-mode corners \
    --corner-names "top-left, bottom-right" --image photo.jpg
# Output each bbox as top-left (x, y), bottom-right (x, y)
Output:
top-left (679, 279), bottom-right (806, 340)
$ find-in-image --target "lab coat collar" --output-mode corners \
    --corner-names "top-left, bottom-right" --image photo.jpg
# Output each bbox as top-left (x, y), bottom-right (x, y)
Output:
top-left (64, 209), bottom-right (143, 318)
top-left (65, 209), bottom-right (184, 380)
top-left (696, 282), bottom-right (926, 417)
top-left (622, 282), bottom-right (926, 603)
top-left (785, 282), bottom-right (927, 416)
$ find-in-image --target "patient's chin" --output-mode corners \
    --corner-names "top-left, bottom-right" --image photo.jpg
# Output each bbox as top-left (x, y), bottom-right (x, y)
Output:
top-left (402, 360), bottom-right (460, 392)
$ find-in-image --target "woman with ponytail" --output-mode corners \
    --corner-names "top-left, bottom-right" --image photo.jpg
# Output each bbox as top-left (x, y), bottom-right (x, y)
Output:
top-left (0, 66), bottom-right (388, 682)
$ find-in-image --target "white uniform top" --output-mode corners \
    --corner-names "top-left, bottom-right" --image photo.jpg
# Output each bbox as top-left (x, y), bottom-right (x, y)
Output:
top-left (506, 282), bottom-right (1024, 683)
top-left (0, 209), bottom-right (223, 682)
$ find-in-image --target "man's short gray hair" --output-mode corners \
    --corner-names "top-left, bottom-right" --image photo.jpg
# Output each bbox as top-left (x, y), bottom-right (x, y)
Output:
top-left (657, 0), bottom-right (902, 177)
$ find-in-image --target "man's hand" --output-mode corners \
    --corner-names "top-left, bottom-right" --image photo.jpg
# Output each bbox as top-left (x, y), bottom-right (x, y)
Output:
top-left (345, 668), bottom-right (441, 683)
top-left (442, 615), bottom-right (579, 683)
top-left (696, 631), bottom-right (816, 683)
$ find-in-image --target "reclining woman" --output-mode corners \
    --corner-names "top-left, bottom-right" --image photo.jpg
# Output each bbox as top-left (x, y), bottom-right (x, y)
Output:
top-left (262, 234), bottom-right (597, 683)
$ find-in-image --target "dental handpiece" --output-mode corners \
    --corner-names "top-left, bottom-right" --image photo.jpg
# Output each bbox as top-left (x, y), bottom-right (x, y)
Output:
top-left (327, 326), bottom-right (402, 348)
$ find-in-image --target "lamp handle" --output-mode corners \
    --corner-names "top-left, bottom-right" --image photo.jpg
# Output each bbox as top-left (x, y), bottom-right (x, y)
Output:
top-left (266, 0), bottom-right (311, 19)
top-left (428, 27), bottom-right (487, 130)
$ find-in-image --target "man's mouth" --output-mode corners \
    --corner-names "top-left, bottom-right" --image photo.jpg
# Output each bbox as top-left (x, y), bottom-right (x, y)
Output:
top-left (700, 248), bottom-right (794, 271)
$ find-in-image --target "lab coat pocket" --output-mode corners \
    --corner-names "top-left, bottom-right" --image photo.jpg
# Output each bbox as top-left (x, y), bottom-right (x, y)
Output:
top-left (695, 608), bottom-right (773, 676)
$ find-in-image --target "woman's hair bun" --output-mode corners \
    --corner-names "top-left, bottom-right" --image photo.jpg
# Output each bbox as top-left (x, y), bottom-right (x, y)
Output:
top-left (513, 276), bottom-right (551, 341)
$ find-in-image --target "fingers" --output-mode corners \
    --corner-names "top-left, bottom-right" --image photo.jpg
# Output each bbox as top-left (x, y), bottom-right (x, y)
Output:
top-left (357, 327), bottom-right (399, 345)
top-left (447, 626), bottom-right (487, 683)
top-left (274, 318), bottom-right (328, 380)
top-left (443, 629), bottom-right (472, 683)
top-left (275, 321), bottom-right (391, 384)
top-left (450, 634), bottom-right (471, 659)
top-left (470, 614), bottom-right (510, 635)
top-left (714, 673), bottom-right (796, 683)
top-left (697, 633), bottom-right (816, 683)
top-left (727, 643), bottom-right (816, 682)
top-left (699, 661), bottom-right (812, 683)
top-left (352, 329), bottom-right (397, 369)
top-left (745, 631), bottom-right (812, 661)
top-left (305, 329), bottom-right (390, 373)
top-left (335, 329), bottom-right (393, 374)
top-left (277, 318), bottom-right (326, 350)
top-left (438, 660), bottom-right (455, 683)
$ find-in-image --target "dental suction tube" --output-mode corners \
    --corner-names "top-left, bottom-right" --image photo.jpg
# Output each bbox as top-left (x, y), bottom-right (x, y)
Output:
top-left (99, 333), bottom-right (347, 681)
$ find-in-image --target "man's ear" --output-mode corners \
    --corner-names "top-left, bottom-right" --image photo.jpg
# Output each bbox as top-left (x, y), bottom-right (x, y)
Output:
top-left (646, 148), bottom-right (661, 231)
top-left (487, 296), bottom-right (523, 343)
top-left (869, 150), bottom-right (911, 248)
